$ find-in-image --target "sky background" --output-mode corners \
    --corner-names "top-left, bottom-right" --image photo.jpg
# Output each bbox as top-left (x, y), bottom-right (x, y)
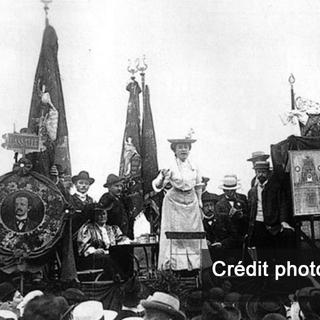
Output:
top-left (0, 0), bottom-right (319, 201)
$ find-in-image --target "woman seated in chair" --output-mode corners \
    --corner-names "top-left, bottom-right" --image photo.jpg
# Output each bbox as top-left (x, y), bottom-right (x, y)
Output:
top-left (77, 203), bottom-right (131, 280)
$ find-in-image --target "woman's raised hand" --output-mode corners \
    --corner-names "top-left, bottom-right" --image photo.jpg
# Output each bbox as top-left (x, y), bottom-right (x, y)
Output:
top-left (161, 169), bottom-right (170, 178)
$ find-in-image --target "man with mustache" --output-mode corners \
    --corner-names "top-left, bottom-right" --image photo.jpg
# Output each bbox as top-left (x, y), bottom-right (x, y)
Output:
top-left (70, 171), bottom-right (95, 237)
top-left (7, 194), bottom-right (38, 232)
top-left (247, 161), bottom-right (295, 265)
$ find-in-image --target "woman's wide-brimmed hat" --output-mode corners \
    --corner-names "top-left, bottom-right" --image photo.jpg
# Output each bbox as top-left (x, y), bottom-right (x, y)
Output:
top-left (141, 292), bottom-right (186, 320)
top-left (72, 171), bottom-right (95, 185)
top-left (247, 151), bottom-right (270, 162)
top-left (167, 137), bottom-right (197, 144)
top-left (219, 174), bottom-right (241, 190)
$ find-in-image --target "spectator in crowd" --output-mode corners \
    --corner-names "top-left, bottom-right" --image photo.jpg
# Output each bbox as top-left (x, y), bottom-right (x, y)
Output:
top-left (247, 151), bottom-right (270, 187)
top-left (141, 291), bottom-right (186, 320)
top-left (72, 300), bottom-right (118, 320)
top-left (23, 295), bottom-right (68, 320)
top-left (208, 174), bottom-right (248, 263)
top-left (247, 161), bottom-right (295, 265)
top-left (115, 275), bottom-right (144, 320)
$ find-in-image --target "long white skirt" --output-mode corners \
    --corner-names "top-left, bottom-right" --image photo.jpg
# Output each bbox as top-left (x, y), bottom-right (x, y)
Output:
top-left (158, 188), bottom-right (208, 270)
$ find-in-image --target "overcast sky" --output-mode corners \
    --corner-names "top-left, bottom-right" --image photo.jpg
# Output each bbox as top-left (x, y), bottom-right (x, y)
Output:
top-left (1, 0), bottom-right (319, 200)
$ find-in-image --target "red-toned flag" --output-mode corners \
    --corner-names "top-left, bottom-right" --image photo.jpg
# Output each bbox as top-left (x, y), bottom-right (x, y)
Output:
top-left (119, 78), bottom-right (143, 217)
top-left (27, 21), bottom-right (71, 178)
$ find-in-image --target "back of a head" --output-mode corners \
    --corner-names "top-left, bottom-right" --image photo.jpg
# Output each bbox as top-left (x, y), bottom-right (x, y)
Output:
top-left (23, 295), bottom-right (69, 320)
top-left (202, 301), bottom-right (229, 320)
top-left (262, 313), bottom-right (286, 320)
top-left (224, 306), bottom-right (241, 320)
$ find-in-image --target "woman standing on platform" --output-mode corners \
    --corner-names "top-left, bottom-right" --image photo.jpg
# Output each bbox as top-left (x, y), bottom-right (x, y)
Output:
top-left (152, 134), bottom-right (209, 271)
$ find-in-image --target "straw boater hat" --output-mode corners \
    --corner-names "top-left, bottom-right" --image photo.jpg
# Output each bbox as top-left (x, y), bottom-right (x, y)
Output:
top-left (72, 301), bottom-right (118, 320)
top-left (247, 151), bottom-right (270, 162)
top-left (72, 171), bottom-right (95, 185)
top-left (219, 175), bottom-right (241, 190)
top-left (141, 292), bottom-right (186, 320)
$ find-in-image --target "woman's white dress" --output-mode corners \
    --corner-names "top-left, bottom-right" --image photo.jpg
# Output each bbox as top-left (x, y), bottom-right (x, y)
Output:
top-left (153, 158), bottom-right (208, 270)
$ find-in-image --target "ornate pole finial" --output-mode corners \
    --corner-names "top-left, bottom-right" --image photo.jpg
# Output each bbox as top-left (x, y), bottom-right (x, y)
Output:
top-left (127, 59), bottom-right (138, 80)
top-left (41, 0), bottom-right (52, 25)
top-left (288, 73), bottom-right (295, 87)
top-left (136, 55), bottom-right (148, 74)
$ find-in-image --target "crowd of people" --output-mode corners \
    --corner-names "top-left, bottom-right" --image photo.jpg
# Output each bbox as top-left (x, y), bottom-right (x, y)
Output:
top-left (1, 274), bottom-right (320, 320)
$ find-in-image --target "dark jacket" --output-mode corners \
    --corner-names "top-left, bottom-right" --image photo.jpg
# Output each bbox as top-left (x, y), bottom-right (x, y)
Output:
top-left (6, 216), bottom-right (39, 232)
top-left (248, 174), bottom-right (290, 238)
top-left (70, 193), bottom-right (93, 237)
top-left (210, 193), bottom-right (249, 247)
top-left (99, 193), bottom-right (134, 239)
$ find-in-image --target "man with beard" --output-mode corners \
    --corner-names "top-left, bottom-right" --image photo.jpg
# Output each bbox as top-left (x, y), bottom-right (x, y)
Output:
top-left (7, 194), bottom-right (39, 232)
top-left (247, 161), bottom-right (295, 265)
top-left (247, 151), bottom-right (270, 187)
top-left (99, 174), bottom-right (134, 279)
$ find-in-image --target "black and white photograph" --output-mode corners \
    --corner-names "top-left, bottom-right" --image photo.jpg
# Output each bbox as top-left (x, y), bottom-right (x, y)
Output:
top-left (0, 1), bottom-right (320, 319)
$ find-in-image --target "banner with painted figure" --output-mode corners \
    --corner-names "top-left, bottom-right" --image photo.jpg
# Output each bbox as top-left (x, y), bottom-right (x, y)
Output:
top-left (119, 78), bottom-right (143, 218)
top-left (27, 21), bottom-right (71, 179)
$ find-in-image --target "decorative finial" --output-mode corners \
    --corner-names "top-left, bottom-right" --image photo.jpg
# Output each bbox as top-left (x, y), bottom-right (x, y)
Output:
top-left (127, 59), bottom-right (138, 79)
top-left (41, 0), bottom-right (52, 24)
top-left (288, 74), bottom-right (295, 86)
top-left (136, 55), bottom-right (148, 74)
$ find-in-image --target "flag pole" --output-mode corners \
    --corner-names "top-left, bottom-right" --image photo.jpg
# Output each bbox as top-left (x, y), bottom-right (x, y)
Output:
top-left (137, 55), bottom-right (148, 109)
top-left (41, 0), bottom-right (52, 25)
top-left (288, 73), bottom-right (295, 110)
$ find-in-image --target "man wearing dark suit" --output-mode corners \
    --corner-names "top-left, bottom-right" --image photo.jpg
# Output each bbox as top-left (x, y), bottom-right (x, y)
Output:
top-left (248, 161), bottom-right (295, 264)
top-left (99, 174), bottom-right (134, 279)
top-left (7, 194), bottom-right (39, 232)
top-left (70, 171), bottom-right (94, 236)
top-left (99, 174), bottom-right (134, 239)
top-left (208, 175), bottom-right (248, 263)
top-left (247, 151), bottom-right (270, 188)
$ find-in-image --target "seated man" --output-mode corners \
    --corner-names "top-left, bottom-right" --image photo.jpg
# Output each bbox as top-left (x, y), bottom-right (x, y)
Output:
top-left (208, 174), bottom-right (248, 263)
top-left (77, 203), bottom-right (131, 280)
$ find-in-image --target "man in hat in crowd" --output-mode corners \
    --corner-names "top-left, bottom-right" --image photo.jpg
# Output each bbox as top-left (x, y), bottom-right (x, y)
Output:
top-left (141, 291), bottom-right (186, 320)
top-left (70, 170), bottom-right (95, 236)
top-left (99, 174), bottom-right (134, 239)
top-left (207, 175), bottom-right (248, 263)
top-left (247, 161), bottom-right (295, 265)
top-left (99, 173), bottom-right (134, 279)
top-left (247, 151), bottom-right (270, 187)
top-left (114, 275), bottom-right (144, 320)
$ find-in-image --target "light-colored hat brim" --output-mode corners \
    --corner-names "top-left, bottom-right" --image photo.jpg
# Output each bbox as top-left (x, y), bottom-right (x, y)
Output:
top-left (219, 184), bottom-right (241, 190)
top-left (247, 155), bottom-right (269, 162)
top-left (167, 139), bottom-right (197, 144)
top-left (103, 310), bottom-right (118, 320)
top-left (141, 300), bottom-right (186, 320)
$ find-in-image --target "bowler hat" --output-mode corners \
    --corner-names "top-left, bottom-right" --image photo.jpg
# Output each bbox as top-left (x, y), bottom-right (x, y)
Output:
top-left (219, 175), bottom-right (241, 190)
top-left (247, 151), bottom-right (270, 162)
top-left (141, 292), bottom-right (186, 320)
top-left (103, 174), bottom-right (124, 188)
top-left (254, 161), bottom-right (270, 171)
top-left (72, 171), bottom-right (95, 185)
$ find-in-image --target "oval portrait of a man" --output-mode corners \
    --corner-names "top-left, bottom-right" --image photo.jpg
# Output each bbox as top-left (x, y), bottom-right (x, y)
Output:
top-left (0, 190), bottom-right (44, 233)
